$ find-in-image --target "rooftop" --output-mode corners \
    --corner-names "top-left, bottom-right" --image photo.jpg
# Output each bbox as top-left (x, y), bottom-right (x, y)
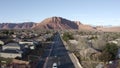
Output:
top-left (1, 49), bottom-right (22, 54)
top-left (4, 43), bottom-right (20, 47)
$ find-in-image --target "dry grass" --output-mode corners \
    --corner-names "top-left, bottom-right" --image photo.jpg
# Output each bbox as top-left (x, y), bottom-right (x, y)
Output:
top-left (81, 61), bottom-right (103, 68)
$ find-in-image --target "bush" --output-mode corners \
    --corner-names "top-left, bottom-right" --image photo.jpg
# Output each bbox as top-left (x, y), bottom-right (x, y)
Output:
top-left (99, 51), bottom-right (112, 62)
top-left (62, 32), bottom-right (74, 41)
top-left (99, 43), bottom-right (118, 62)
top-left (0, 57), bottom-right (12, 65)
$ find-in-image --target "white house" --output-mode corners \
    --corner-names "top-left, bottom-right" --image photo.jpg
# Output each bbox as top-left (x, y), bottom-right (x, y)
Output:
top-left (2, 43), bottom-right (21, 51)
top-left (19, 41), bottom-right (34, 45)
top-left (19, 41), bottom-right (35, 50)
top-left (0, 40), bottom-right (4, 45)
top-left (19, 40), bottom-right (40, 50)
top-left (0, 49), bottom-right (22, 58)
top-left (0, 43), bottom-right (23, 58)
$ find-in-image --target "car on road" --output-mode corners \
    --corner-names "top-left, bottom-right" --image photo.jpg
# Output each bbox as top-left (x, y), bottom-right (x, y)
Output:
top-left (109, 61), bottom-right (113, 64)
top-left (54, 55), bottom-right (57, 58)
top-left (52, 63), bottom-right (57, 68)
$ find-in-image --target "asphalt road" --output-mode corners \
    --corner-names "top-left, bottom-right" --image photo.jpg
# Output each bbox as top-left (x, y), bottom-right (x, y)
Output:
top-left (36, 33), bottom-right (75, 68)
top-left (106, 60), bottom-right (118, 68)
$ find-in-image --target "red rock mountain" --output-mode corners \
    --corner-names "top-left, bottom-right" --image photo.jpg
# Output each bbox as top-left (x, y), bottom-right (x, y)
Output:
top-left (33, 17), bottom-right (79, 30)
top-left (0, 22), bottom-right (35, 29)
top-left (33, 17), bottom-right (96, 30)
top-left (0, 17), bottom-right (120, 32)
top-left (0, 17), bottom-right (95, 30)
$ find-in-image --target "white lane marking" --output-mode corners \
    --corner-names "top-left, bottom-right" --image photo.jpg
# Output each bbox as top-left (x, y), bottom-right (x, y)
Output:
top-left (43, 43), bottom-right (54, 68)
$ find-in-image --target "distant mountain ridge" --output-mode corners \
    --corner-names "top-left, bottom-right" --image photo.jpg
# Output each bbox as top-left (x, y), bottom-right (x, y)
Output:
top-left (0, 17), bottom-right (120, 32)
top-left (0, 22), bottom-right (35, 29)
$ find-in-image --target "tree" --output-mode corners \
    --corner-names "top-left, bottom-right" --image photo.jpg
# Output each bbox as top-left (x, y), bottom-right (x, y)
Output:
top-left (2, 30), bottom-right (9, 35)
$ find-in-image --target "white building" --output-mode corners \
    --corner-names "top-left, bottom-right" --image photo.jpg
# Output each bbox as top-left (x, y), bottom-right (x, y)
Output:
top-left (0, 40), bottom-right (4, 45)
top-left (0, 43), bottom-right (23, 58)
top-left (19, 40), bottom-right (40, 50)
top-left (19, 41), bottom-right (36, 50)
top-left (2, 43), bottom-right (21, 51)
top-left (0, 49), bottom-right (22, 58)
top-left (19, 41), bottom-right (34, 45)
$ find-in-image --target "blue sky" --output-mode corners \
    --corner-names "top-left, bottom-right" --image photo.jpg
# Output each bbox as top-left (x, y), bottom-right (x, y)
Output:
top-left (0, 0), bottom-right (120, 26)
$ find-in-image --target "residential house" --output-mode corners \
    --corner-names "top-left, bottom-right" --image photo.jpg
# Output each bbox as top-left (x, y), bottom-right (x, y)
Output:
top-left (0, 43), bottom-right (24, 58)
top-left (0, 40), bottom-right (4, 45)
top-left (12, 59), bottom-right (30, 68)
top-left (0, 49), bottom-right (22, 58)
top-left (19, 40), bottom-right (39, 50)
top-left (2, 43), bottom-right (20, 50)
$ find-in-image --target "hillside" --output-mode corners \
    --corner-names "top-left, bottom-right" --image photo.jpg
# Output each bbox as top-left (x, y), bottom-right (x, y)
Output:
top-left (33, 17), bottom-right (95, 30)
top-left (0, 17), bottom-right (120, 32)
top-left (33, 17), bottom-right (79, 30)
top-left (0, 22), bottom-right (35, 29)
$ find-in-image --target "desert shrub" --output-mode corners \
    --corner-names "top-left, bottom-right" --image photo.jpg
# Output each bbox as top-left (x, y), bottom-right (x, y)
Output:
top-left (99, 43), bottom-right (118, 62)
top-left (62, 32), bottom-right (74, 41)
